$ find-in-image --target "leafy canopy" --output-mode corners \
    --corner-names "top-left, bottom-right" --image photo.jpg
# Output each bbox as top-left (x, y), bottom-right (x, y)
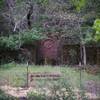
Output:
top-left (71, 0), bottom-right (86, 11)
top-left (93, 19), bottom-right (100, 41)
top-left (80, 26), bottom-right (94, 44)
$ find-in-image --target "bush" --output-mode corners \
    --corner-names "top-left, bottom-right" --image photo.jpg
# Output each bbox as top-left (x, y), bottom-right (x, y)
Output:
top-left (0, 29), bottom-right (45, 49)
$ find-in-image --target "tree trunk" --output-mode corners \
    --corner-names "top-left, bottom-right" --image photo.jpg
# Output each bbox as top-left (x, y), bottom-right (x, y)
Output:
top-left (83, 45), bottom-right (86, 65)
top-left (26, 61), bottom-right (29, 88)
top-left (97, 48), bottom-right (100, 66)
top-left (27, 4), bottom-right (33, 29)
top-left (79, 44), bottom-right (83, 66)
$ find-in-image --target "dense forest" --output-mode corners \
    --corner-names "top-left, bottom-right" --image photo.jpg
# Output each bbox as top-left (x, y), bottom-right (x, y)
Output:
top-left (0, 0), bottom-right (100, 64)
top-left (0, 0), bottom-right (100, 100)
top-left (0, 0), bottom-right (100, 65)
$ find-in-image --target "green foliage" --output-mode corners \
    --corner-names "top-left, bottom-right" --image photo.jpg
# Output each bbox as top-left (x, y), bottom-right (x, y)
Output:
top-left (0, 29), bottom-right (46, 49)
top-left (80, 26), bottom-right (94, 44)
top-left (0, 0), bottom-right (4, 9)
top-left (86, 0), bottom-right (100, 17)
top-left (71, 0), bottom-right (86, 12)
top-left (72, 0), bottom-right (100, 16)
top-left (93, 19), bottom-right (100, 41)
top-left (93, 19), bottom-right (100, 32)
top-left (32, 0), bottom-right (49, 6)
top-left (38, 0), bottom-right (49, 5)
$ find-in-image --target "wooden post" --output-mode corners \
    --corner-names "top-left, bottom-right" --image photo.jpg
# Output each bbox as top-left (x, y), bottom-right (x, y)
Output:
top-left (26, 62), bottom-right (29, 88)
top-left (44, 57), bottom-right (47, 65)
top-left (80, 44), bottom-right (83, 65)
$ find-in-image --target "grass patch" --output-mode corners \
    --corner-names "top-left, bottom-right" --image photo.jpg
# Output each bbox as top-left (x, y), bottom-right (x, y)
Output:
top-left (0, 63), bottom-right (100, 89)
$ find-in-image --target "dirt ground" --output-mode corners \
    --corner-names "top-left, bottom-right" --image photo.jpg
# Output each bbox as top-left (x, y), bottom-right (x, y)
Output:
top-left (0, 84), bottom-right (100, 99)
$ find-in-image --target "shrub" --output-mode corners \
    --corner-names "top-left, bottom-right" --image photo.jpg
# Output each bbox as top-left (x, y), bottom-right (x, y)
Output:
top-left (0, 29), bottom-right (45, 50)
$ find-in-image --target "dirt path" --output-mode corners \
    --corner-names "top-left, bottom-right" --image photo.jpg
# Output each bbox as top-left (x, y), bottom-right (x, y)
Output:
top-left (84, 80), bottom-right (100, 96)
top-left (0, 85), bottom-right (35, 98)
